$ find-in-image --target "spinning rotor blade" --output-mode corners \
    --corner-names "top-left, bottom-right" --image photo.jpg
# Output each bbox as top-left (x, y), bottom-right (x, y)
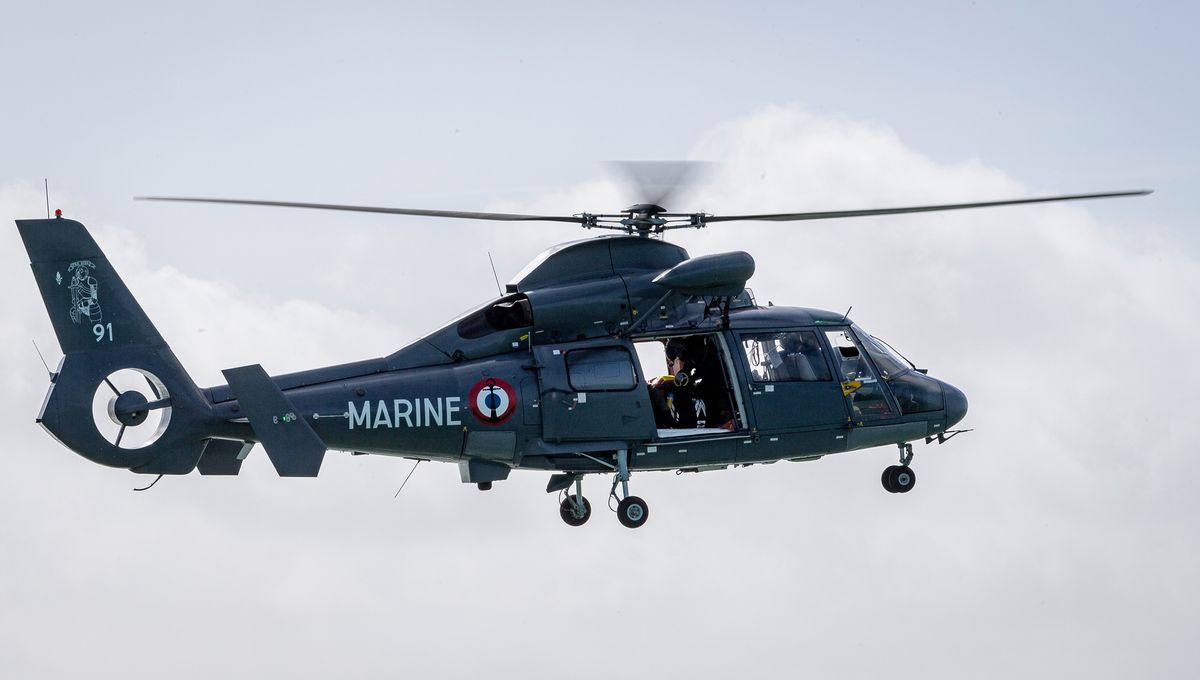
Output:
top-left (145, 373), bottom-right (161, 399)
top-left (704, 190), bottom-right (1153, 223)
top-left (606, 161), bottom-right (712, 209)
top-left (136, 196), bottom-right (587, 224)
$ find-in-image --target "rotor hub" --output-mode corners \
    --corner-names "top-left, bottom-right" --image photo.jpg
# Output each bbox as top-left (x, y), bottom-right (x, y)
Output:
top-left (110, 390), bottom-right (150, 427)
top-left (623, 203), bottom-right (667, 215)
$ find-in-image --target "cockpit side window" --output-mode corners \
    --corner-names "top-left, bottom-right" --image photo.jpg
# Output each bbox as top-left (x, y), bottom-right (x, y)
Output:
top-left (824, 329), bottom-right (894, 417)
top-left (741, 331), bottom-right (832, 382)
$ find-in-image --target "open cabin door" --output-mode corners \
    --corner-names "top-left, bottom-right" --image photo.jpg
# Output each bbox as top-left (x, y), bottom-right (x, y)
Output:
top-left (534, 340), bottom-right (656, 443)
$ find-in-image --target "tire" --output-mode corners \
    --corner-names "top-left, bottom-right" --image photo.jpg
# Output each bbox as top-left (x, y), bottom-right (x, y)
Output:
top-left (892, 465), bottom-right (916, 493)
top-left (617, 496), bottom-right (650, 528)
top-left (881, 465), bottom-right (898, 493)
top-left (560, 495), bottom-right (591, 527)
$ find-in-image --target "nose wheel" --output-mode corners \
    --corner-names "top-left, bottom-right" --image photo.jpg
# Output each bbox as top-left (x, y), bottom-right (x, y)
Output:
top-left (882, 465), bottom-right (916, 493)
top-left (882, 443), bottom-right (917, 494)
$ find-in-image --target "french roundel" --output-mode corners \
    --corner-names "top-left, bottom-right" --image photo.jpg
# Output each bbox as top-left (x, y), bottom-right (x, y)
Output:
top-left (469, 377), bottom-right (517, 425)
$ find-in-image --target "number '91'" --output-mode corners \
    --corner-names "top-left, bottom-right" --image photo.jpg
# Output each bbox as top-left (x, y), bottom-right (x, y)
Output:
top-left (93, 323), bottom-right (113, 342)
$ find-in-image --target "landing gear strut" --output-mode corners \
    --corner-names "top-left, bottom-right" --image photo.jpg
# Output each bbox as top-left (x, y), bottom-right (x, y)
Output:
top-left (882, 443), bottom-right (917, 494)
top-left (610, 448), bottom-right (649, 528)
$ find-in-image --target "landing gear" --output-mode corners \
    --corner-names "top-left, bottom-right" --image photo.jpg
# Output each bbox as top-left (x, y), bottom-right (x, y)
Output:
top-left (558, 476), bottom-right (591, 527)
top-left (609, 448), bottom-right (651, 529)
top-left (882, 443), bottom-right (917, 494)
top-left (560, 495), bottom-right (591, 526)
top-left (616, 496), bottom-right (649, 528)
top-left (553, 449), bottom-right (653, 528)
top-left (881, 465), bottom-right (916, 493)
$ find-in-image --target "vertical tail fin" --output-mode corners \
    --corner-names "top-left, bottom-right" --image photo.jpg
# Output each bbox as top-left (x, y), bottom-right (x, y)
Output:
top-left (18, 218), bottom-right (165, 354)
top-left (17, 217), bottom-right (217, 474)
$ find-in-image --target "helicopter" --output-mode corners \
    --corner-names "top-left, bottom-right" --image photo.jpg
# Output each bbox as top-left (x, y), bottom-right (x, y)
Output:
top-left (15, 176), bottom-right (1150, 528)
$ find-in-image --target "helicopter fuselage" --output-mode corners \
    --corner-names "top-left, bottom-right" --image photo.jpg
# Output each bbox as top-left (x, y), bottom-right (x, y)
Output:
top-left (199, 235), bottom-right (967, 482)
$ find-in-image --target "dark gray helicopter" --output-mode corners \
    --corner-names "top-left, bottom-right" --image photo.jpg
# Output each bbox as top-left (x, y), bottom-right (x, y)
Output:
top-left (16, 179), bottom-right (1148, 528)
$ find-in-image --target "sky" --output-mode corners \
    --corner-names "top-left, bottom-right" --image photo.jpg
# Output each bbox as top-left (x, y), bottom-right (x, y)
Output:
top-left (1, 2), bottom-right (1197, 678)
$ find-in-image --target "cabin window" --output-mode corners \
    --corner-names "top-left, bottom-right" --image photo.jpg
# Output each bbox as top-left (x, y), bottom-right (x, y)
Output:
top-left (740, 331), bottom-right (832, 382)
top-left (566, 347), bottom-right (638, 392)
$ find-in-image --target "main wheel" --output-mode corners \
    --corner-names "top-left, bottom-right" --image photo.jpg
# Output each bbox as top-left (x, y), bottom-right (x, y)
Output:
top-left (883, 465), bottom-right (916, 494)
top-left (616, 496), bottom-right (649, 528)
top-left (559, 495), bottom-right (591, 527)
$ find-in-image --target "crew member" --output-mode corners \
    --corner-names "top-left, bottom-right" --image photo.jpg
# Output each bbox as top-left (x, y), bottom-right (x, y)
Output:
top-left (649, 341), bottom-right (705, 428)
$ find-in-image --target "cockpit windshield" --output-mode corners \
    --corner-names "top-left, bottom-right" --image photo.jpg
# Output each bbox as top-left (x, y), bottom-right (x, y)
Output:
top-left (850, 325), bottom-right (944, 415)
top-left (853, 326), bottom-right (909, 380)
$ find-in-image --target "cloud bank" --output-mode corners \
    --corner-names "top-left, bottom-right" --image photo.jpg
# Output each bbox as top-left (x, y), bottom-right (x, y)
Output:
top-left (2, 107), bottom-right (1195, 679)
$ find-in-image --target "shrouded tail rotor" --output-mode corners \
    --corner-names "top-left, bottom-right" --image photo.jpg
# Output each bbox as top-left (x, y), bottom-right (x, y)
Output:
top-left (93, 368), bottom-right (173, 449)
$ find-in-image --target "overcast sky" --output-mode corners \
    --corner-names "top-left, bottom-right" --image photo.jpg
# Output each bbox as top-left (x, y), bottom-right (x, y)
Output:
top-left (2, 2), bottom-right (1197, 678)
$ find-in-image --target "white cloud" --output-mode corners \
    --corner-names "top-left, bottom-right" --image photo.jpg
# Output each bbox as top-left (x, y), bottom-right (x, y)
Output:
top-left (2, 106), bottom-right (1196, 678)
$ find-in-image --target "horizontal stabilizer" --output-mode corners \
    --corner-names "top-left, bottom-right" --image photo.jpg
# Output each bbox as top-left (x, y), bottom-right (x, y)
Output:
top-left (197, 438), bottom-right (252, 476)
top-left (221, 364), bottom-right (326, 477)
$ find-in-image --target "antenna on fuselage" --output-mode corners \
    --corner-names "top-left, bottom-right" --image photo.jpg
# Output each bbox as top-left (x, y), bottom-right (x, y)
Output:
top-left (487, 251), bottom-right (503, 296)
top-left (393, 459), bottom-right (423, 498)
top-left (31, 339), bottom-right (53, 379)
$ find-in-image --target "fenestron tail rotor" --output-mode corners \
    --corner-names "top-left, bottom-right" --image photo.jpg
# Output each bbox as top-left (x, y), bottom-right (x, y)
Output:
top-left (91, 369), bottom-right (173, 450)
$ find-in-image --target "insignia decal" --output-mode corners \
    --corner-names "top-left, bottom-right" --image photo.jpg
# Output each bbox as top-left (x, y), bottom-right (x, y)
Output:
top-left (67, 260), bottom-right (101, 325)
top-left (468, 377), bottom-right (517, 425)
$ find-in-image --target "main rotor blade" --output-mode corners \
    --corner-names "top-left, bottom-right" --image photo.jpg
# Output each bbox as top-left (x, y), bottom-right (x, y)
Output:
top-left (606, 161), bottom-right (711, 210)
top-left (703, 190), bottom-right (1153, 223)
top-left (136, 197), bottom-right (587, 224)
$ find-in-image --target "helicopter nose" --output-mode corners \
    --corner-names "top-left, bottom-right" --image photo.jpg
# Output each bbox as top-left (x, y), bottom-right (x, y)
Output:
top-left (943, 382), bottom-right (968, 429)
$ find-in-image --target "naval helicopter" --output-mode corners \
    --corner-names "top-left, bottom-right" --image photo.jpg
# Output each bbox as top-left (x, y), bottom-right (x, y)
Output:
top-left (16, 175), bottom-right (1149, 528)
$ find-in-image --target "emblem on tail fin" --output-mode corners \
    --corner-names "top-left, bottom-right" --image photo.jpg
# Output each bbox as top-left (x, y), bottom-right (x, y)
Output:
top-left (67, 260), bottom-right (102, 324)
